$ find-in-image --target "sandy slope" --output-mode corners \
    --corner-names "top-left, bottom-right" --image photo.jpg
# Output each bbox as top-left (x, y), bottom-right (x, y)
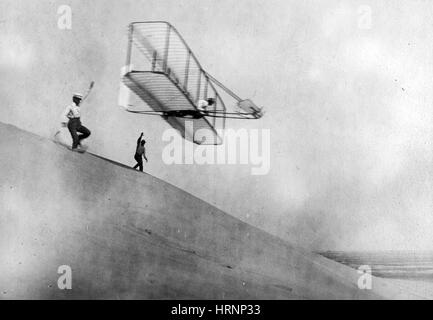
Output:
top-left (0, 122), bottom-right (431, 299)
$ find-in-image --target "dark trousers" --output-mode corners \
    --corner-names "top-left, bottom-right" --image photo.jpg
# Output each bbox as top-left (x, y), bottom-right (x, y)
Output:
top-left (67, 118), bottom-right (91, 149)
top-left (133, 153), bottom-right (143, 171)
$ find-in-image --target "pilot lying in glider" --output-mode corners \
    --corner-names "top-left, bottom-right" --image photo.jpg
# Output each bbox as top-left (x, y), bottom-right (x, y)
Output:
top-left (163, 98), bottom-right (215, 119)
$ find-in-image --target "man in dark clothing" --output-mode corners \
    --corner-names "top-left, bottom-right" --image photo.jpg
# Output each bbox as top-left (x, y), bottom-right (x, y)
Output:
top-left (133, 132), bottom-right (148, 171)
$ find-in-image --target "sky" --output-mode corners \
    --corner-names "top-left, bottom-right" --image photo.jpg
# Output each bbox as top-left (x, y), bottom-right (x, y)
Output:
top-left (1, 0), bottom-right (433, 251)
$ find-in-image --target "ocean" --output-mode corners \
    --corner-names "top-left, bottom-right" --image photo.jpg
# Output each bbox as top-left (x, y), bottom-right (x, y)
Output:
top-left (319, 251), bottom-right (433, 282)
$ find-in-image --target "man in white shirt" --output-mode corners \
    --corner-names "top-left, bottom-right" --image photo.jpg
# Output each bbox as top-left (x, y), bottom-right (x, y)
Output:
top-left (56, 82), bottom-right (94, 151)
top-left (197, 98), bottom-right (215, 112)
top-left (61, 93), bottom-right (91, 151)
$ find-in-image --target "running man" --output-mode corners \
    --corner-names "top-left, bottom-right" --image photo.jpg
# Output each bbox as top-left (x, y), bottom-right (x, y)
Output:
top-left (133, 132), bottom-right (148, 172)
top-left (58, 81), bottom-right (94, 152)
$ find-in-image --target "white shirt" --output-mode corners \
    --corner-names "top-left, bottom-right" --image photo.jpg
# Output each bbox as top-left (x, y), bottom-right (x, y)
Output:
top-left (197, 100), bottom-right (209, 111)
top-left (61, 103), bottom-right (81, 123)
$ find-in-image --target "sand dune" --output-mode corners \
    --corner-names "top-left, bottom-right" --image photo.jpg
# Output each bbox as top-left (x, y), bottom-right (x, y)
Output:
top-left (0, 122), bottom-right (431, 299)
